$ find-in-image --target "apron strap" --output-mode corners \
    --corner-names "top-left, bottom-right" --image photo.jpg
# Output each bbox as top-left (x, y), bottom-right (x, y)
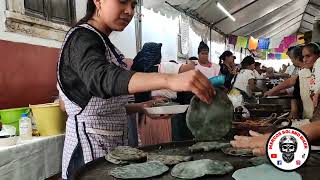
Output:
top-left (79, 24), bottom-right (127, 68)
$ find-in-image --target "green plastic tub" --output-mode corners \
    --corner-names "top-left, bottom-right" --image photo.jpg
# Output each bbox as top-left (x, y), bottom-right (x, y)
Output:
top-left (0, 107), bottom-right (30, 135)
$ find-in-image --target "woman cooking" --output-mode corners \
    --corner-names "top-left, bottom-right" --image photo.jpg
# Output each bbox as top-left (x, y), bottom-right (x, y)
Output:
top-left (231, 42), bottom-right (320, 156)
top-left (264, 45), bottom-right (304, 119)
top-left (57, 0), bottom-right (215, 179)
top-left (232, 56), bottom-right (257, 100)
top-left (264, 42), bottom-right (320, 119)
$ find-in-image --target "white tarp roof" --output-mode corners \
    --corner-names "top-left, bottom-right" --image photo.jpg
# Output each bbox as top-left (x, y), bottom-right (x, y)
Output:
top-left (144, 0), bottom-right (320, 42)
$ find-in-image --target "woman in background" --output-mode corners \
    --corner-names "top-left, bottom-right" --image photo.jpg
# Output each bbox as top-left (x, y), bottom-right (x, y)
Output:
top-left (219, 50), bottom-right (237, 90)
top-left (232, 56), bottom-right (256, 99)
top-left (195, 41), bottom-right (220, 78)
top-left (264, 43), bottom-right (320, 119)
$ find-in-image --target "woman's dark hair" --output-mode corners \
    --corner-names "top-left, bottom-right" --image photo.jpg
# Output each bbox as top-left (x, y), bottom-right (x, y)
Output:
top-left (75, 0), bottom-right (96, 26)
top-left (131, 42), bottom-right (162, 73)
top-left (169, 60), bottom-right (179, 64)
top-left (254, 62), bottom-right (261, 67)
top-left (287, 45), bottom-right (303, 62)
top-left (189, 56), bottom-right (199, 60)
top-left (241, 56), bottom-right (255, 69)
top-left (198, 41), bottom-right (209, 54)
top-left (131, 42), bottom-right (162, 103)
top-left (219, 50), bottom-right (235, 65)
top-left (304, 42), bottom-right (320, 56)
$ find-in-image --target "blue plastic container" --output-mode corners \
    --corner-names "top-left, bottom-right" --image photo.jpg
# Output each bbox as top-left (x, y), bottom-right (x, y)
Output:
top-left (209, 75), bottom-right (225, 86)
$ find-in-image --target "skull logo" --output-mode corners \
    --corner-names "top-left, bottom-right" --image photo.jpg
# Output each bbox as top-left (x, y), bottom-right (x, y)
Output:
top-left (279, 135), bottom-right (297, 163)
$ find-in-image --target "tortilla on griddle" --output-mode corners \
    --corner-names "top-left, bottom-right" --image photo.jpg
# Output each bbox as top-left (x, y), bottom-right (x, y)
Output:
top-left (147, 153), bottom-right (193, 165)
top-left (109, 146), bottom-right (147, 162)
top-left (171, 159), bottom-right (234, 179)
top-left (110, 161), bottom-right (169, 179)
top-left (222, 147), bottom-right (254, 157)
top-left (188, 142), bottom-right (231, 153)
top-left (249, 156), bottom-right (269, 166)
top-left (105, 153), bottom-right (129, 165)
top-left (186, 88), bottom-right (233, 141)
top-left (232, 164), bottom-right (302, 180)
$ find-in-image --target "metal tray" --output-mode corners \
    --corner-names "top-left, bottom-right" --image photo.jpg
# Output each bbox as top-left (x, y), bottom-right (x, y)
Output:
top-left (71, 141), bottom-right (320, 180)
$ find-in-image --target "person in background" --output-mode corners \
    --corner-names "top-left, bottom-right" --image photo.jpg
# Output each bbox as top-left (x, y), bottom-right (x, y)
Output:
top-left (279, 64), bottom-right (288, 74)
top-left (131, 43), bottom-right (197, 142)
top-left (131, 42), bottom-right (162, 103)
top-left (188, 56), bottom-right (199, 62)
top-left (57, 1), bottom-right (215, 179)
top-left (308, 42), bottom-right (320, 107)
top-left (265, 67), bottom-right (275, 78)
top-left (261, 65), bottom-right (267, 76)
top-left (131, 42), bottom-right (196, 101)
top-left (231, 44), bottom-right (320, 152)
top-left (171, 57), bottom-right (200, 142)
top-left (263, 43), bottom-right (320, 119)
top-left (253, 62), bottom-right (263, 79)
top-left (283, 46), bottom-right (304, 78)
top-left (264, 46), bottom-right (304, 119)
top-left (196, 41), bottom-right (220, 78)
top-left (285, 46), bottom-right (304, 120)
top-left (232, 56), bottom-right (257, 99)
top-left (265, 46), bottom-right (304, 96)
top-left (219, 50), bottom-right (237, 90)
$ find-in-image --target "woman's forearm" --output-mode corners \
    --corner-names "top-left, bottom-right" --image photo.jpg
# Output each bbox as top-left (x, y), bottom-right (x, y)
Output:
top-left (128, 72), bottom-right (170, 94)
top-left (291, 99), bottom-right (299, 112)
top-left (125, 103), bottom-right (144, 114)
top-left (128, 70), bottom-right (215, 104)
top-left (269, 76), bottom-right (297, 94)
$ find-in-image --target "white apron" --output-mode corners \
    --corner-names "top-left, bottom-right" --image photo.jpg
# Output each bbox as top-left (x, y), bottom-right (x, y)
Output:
top-left (299, 69), bottom-right (315, 119)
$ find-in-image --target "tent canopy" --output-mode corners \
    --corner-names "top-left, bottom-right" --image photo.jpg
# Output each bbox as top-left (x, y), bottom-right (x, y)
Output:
top-left (143, 0), bottom-right (320, 41)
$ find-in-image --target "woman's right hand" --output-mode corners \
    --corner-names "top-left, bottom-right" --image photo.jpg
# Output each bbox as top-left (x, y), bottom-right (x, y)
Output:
top-left (167, 70), bottom-right (215, 104)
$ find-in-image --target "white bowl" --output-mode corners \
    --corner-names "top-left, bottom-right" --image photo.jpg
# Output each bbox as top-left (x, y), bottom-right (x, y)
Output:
top-left (144, 105), bottom-right (189, 115)
top-left (0, 125), bottom-right (18, 147)
top-left (0, 136), bottom-right (18, 147)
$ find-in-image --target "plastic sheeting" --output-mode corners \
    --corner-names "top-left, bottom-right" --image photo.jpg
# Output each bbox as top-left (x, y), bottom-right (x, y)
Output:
top-left (143, 0), bottom-right (225, 44)
top-left (144, 0), bottom-right (319, 48)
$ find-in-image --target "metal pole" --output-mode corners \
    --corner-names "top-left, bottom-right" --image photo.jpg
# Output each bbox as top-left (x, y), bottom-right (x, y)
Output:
top-left (312, 16), bottom-right (320, 42)
top-left (209, 28), bottom-right (212, 62)
top-left (135, 0), bottom-right (143, 53)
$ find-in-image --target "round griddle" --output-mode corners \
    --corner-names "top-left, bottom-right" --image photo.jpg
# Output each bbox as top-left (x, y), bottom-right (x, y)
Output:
top-left (71, 141), bottom-right (320, 180)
